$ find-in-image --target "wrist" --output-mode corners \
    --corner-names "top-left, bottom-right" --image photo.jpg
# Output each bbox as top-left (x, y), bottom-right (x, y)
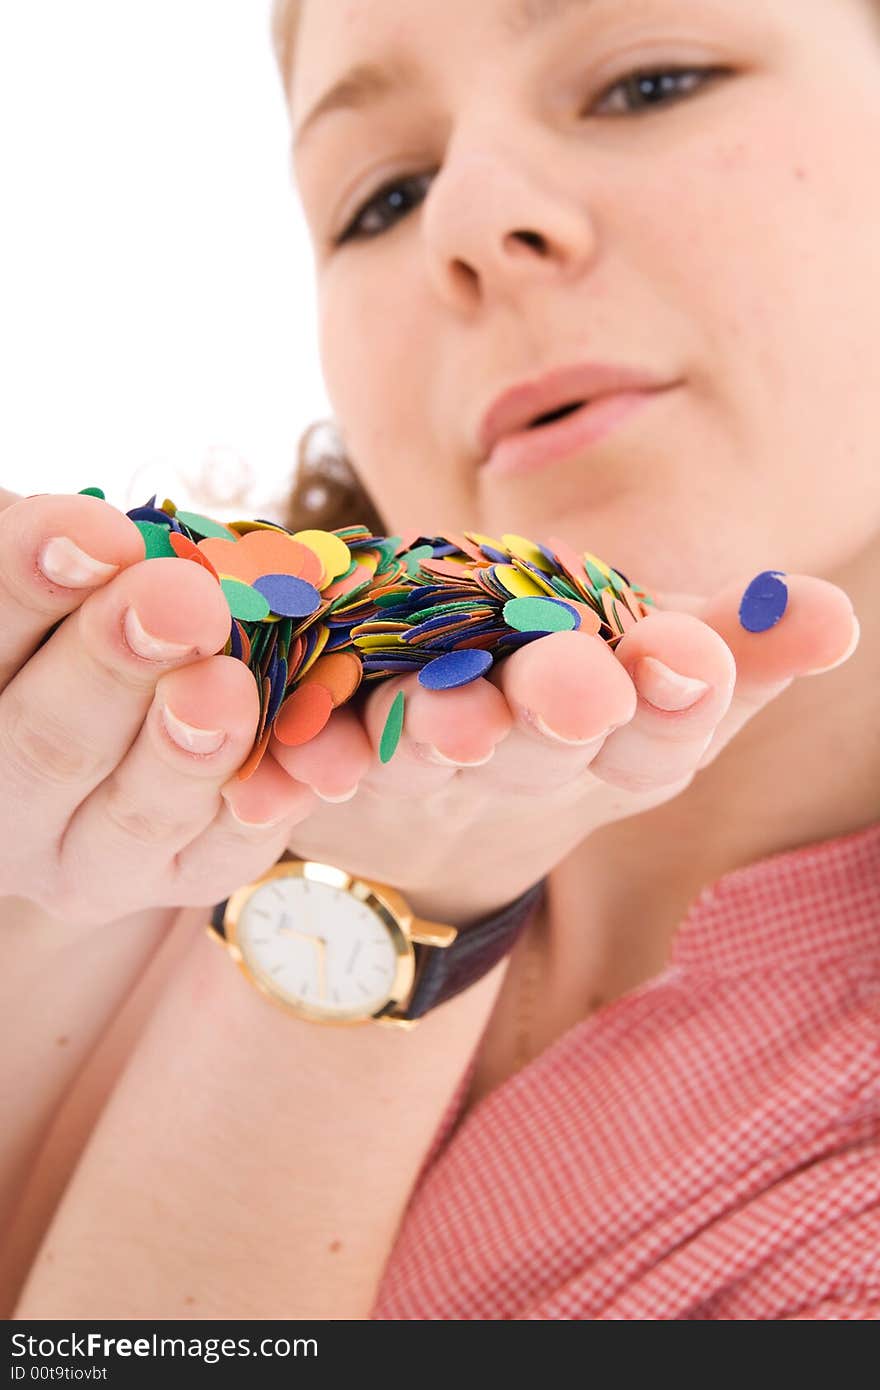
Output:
top-left (403, 877), bottom-right (545, 932)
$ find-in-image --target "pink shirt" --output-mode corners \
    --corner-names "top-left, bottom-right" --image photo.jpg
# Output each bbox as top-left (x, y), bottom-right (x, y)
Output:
top-left (370, 820), bottom-right (880, 1319)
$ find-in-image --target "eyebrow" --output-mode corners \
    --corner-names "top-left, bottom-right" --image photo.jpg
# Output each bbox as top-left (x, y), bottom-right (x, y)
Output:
top-left (293, 0), bottom-right (600, 155)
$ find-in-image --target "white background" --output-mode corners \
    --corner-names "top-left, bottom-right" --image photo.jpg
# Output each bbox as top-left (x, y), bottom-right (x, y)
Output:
top-left (0, 0), bottom-right (331, 522)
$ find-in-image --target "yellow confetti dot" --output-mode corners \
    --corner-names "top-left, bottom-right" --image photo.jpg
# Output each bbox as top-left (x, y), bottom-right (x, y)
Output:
top-left (291, 529), bottom-right (352, 583)
top-left (493, 564), bottom-right (548, 597)
top-left (501, 534), bottom-right (553, 571)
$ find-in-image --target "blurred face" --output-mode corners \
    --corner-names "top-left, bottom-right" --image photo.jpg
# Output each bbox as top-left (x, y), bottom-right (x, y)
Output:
top-left (289, 0), bottom-right (880, 596)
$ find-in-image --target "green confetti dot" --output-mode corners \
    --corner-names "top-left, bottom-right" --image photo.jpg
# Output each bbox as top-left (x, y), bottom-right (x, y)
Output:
top-left (379, 688), bottom-right (405, 764)
top-left (174, 510), bottom-right (239, 539)
top-left (584, 559), bottom-right (609, 592)
top-left (502, 595), bottom-right (576, 633)
top-left (404, 544), bottom-right (435, 578)
top-left (135, 520), bottom-right (177, 558)
top-left (78, 486), bottom-right (105, 499)
top-left (220, 577), bottom-right (271, 622)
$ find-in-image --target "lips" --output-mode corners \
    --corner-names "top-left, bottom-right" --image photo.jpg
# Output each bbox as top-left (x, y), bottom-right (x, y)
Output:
top-left (477, 362), bottom-right (670, 462)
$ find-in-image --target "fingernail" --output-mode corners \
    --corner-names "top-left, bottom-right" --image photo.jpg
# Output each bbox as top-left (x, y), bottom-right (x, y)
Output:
top-left (315, 784), bottom-right (360, 802)
top-left (632, 656), bottom-right (711, 712)
top-left (123, 604), bottom-right (197, 662)
top-left (38, 536), bottom-right (120, 587)
top-left (221, 795), bottom-right (288, 829)
top-left (516, 706), bottom-right (609, 746)
top-left (806, 615), bottom-right (861, 675)
top-left (159, 701), bottom-right (227, 754)
top-left (413, 742), bottom-right (494, 766)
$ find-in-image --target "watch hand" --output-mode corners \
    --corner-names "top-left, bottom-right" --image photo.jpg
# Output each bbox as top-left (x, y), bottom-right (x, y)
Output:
top-left (314, 936), bottom-right (327, 1001)
top-left (279, 926), bottom-right (327, 944)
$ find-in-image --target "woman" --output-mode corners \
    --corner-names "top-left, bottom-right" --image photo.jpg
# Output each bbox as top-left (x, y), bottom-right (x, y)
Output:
top-left (3, 0), bottom-right (878, 1319)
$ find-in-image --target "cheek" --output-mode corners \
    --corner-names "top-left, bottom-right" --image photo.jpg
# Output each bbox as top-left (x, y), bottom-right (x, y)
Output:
top-left (318, 262), bottom-right (428, 449)
top-left (634, 102), bottom-right (880, 560)
top-left (317, 263), bottom-right (466, 528)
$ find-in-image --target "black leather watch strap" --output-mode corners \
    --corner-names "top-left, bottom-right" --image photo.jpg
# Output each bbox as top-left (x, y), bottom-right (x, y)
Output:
top-left (210, 897), bottom-right (229, 937)
top-left (397, 877), bottom-right (547, 1020)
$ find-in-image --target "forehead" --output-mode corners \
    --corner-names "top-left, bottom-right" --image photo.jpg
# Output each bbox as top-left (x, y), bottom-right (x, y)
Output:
top-left (291, 0), bottom-right (603, 126)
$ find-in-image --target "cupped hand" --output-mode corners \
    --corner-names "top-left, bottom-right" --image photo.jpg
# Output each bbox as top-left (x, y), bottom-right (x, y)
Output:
top-left (0, 491), bottom-right (309, 926)
top-left (0, 487), bottom-right (860, 932)
top-left (264, 570), bottom-right (860, 925)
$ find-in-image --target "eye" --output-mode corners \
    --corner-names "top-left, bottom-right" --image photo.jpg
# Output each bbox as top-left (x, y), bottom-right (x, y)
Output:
top-left (332, 65), bottom-right (730, 248)
top-left (593, 63), bottom-right (730, 117)
top-left (333, 172), bottom-right (435, 249)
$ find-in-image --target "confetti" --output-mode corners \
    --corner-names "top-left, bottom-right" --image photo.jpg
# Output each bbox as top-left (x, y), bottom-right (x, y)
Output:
top-left (502, 595), bottom-right (578, 634)
top-left (739, 571), bottom-right (788, 633)
top-left (418, 649), bottom-right (494, 690)
top-left (379, 689), bottom-right (405, 764)
top-left (274, 682), bottom-right (335, 747)
top-left (76, 488), bottom-right (662, 780)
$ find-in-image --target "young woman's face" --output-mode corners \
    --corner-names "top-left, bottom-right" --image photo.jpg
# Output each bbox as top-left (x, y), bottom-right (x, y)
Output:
top-left (289, 0), bottom-right (880, 594)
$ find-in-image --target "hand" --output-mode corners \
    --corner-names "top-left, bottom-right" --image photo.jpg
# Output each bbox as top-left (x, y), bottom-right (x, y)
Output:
top-left (268, 569), bottom-right (861, 925)
top-left (0, 491), bottom-right (310, 927)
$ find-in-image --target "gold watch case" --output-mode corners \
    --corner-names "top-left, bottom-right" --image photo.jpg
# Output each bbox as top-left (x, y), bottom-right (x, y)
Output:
top-left (205, 856), bottom-right (458, 1030)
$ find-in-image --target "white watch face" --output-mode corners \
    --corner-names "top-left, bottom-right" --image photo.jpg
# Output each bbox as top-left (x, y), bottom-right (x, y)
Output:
top-left (233, 873), bottom-right (402, 1019)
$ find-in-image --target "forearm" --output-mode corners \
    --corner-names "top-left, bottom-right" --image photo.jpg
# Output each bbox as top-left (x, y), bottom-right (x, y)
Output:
top-left (11, 906), bottom-right (504, 1320)
top-left (0, 897), bottom-right (176, 1286)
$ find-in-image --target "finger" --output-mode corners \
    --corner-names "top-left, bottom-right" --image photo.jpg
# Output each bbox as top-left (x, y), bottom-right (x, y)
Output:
top-left (268, 670), bottom-right (514, 803)
top-left (268, 704), bottom-right (375, 800)
top-left (218, 745), bottom-right (319, 825)
top-left (52, 655), bottom-right (259, 916)
top-left (158, 675), bottom-right (321, 906)
top-left (0, 492), bottom-right (144, 693)
top-left (355, 668), bottom-right (514, 797)
top-left (285, 630), bottom-right (635, 802)
top-left (587, 609), bottom-right (737, 792)
top-left (684, 570), bottom-right (860, 770)
top-left (478, 628), bottom-right (639, 793)
top-left (0, 555), bottom-right (231, 887)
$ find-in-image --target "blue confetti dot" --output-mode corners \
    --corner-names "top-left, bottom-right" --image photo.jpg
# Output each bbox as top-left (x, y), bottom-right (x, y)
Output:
top-left (253, 572), bottom-right (322, 618)
top-left (739, 570), bottom-right (788, 633)
top-left (418, 648), bottom-right (494, 689)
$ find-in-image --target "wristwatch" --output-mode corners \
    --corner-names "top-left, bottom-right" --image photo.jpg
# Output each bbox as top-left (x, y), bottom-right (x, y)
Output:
top-left (205, 852), bottom-right (546, 1030)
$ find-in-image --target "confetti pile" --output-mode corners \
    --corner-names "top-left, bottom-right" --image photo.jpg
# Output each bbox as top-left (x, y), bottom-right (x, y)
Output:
top-left (71, 488), bottom-right (659, 781)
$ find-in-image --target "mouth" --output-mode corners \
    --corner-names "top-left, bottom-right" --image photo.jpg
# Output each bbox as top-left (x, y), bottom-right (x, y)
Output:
top-left (476, 360), bottom-right (672, 465)
top-left (480, 387), bottom-right (672, 479)
top-left (525, 400), bottom-right (587, 428)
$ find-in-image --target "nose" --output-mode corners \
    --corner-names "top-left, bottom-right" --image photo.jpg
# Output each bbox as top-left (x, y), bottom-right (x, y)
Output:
top-left (420, 144), bottom-right (597, 308)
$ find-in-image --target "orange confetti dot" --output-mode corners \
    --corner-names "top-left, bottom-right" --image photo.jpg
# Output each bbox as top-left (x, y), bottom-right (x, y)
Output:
top-left (197, 530), bottom-right (324, 588)
top-left (273, 682), bottom-right (335, 747)
top-left (169, 530), bottom-right (222, 582)
top-left (235, 722), bottom-right (274, 782)
top-left (566, 603), bottom-right (602, 636)
top-left (298, 650), bottom-right (363, 707)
